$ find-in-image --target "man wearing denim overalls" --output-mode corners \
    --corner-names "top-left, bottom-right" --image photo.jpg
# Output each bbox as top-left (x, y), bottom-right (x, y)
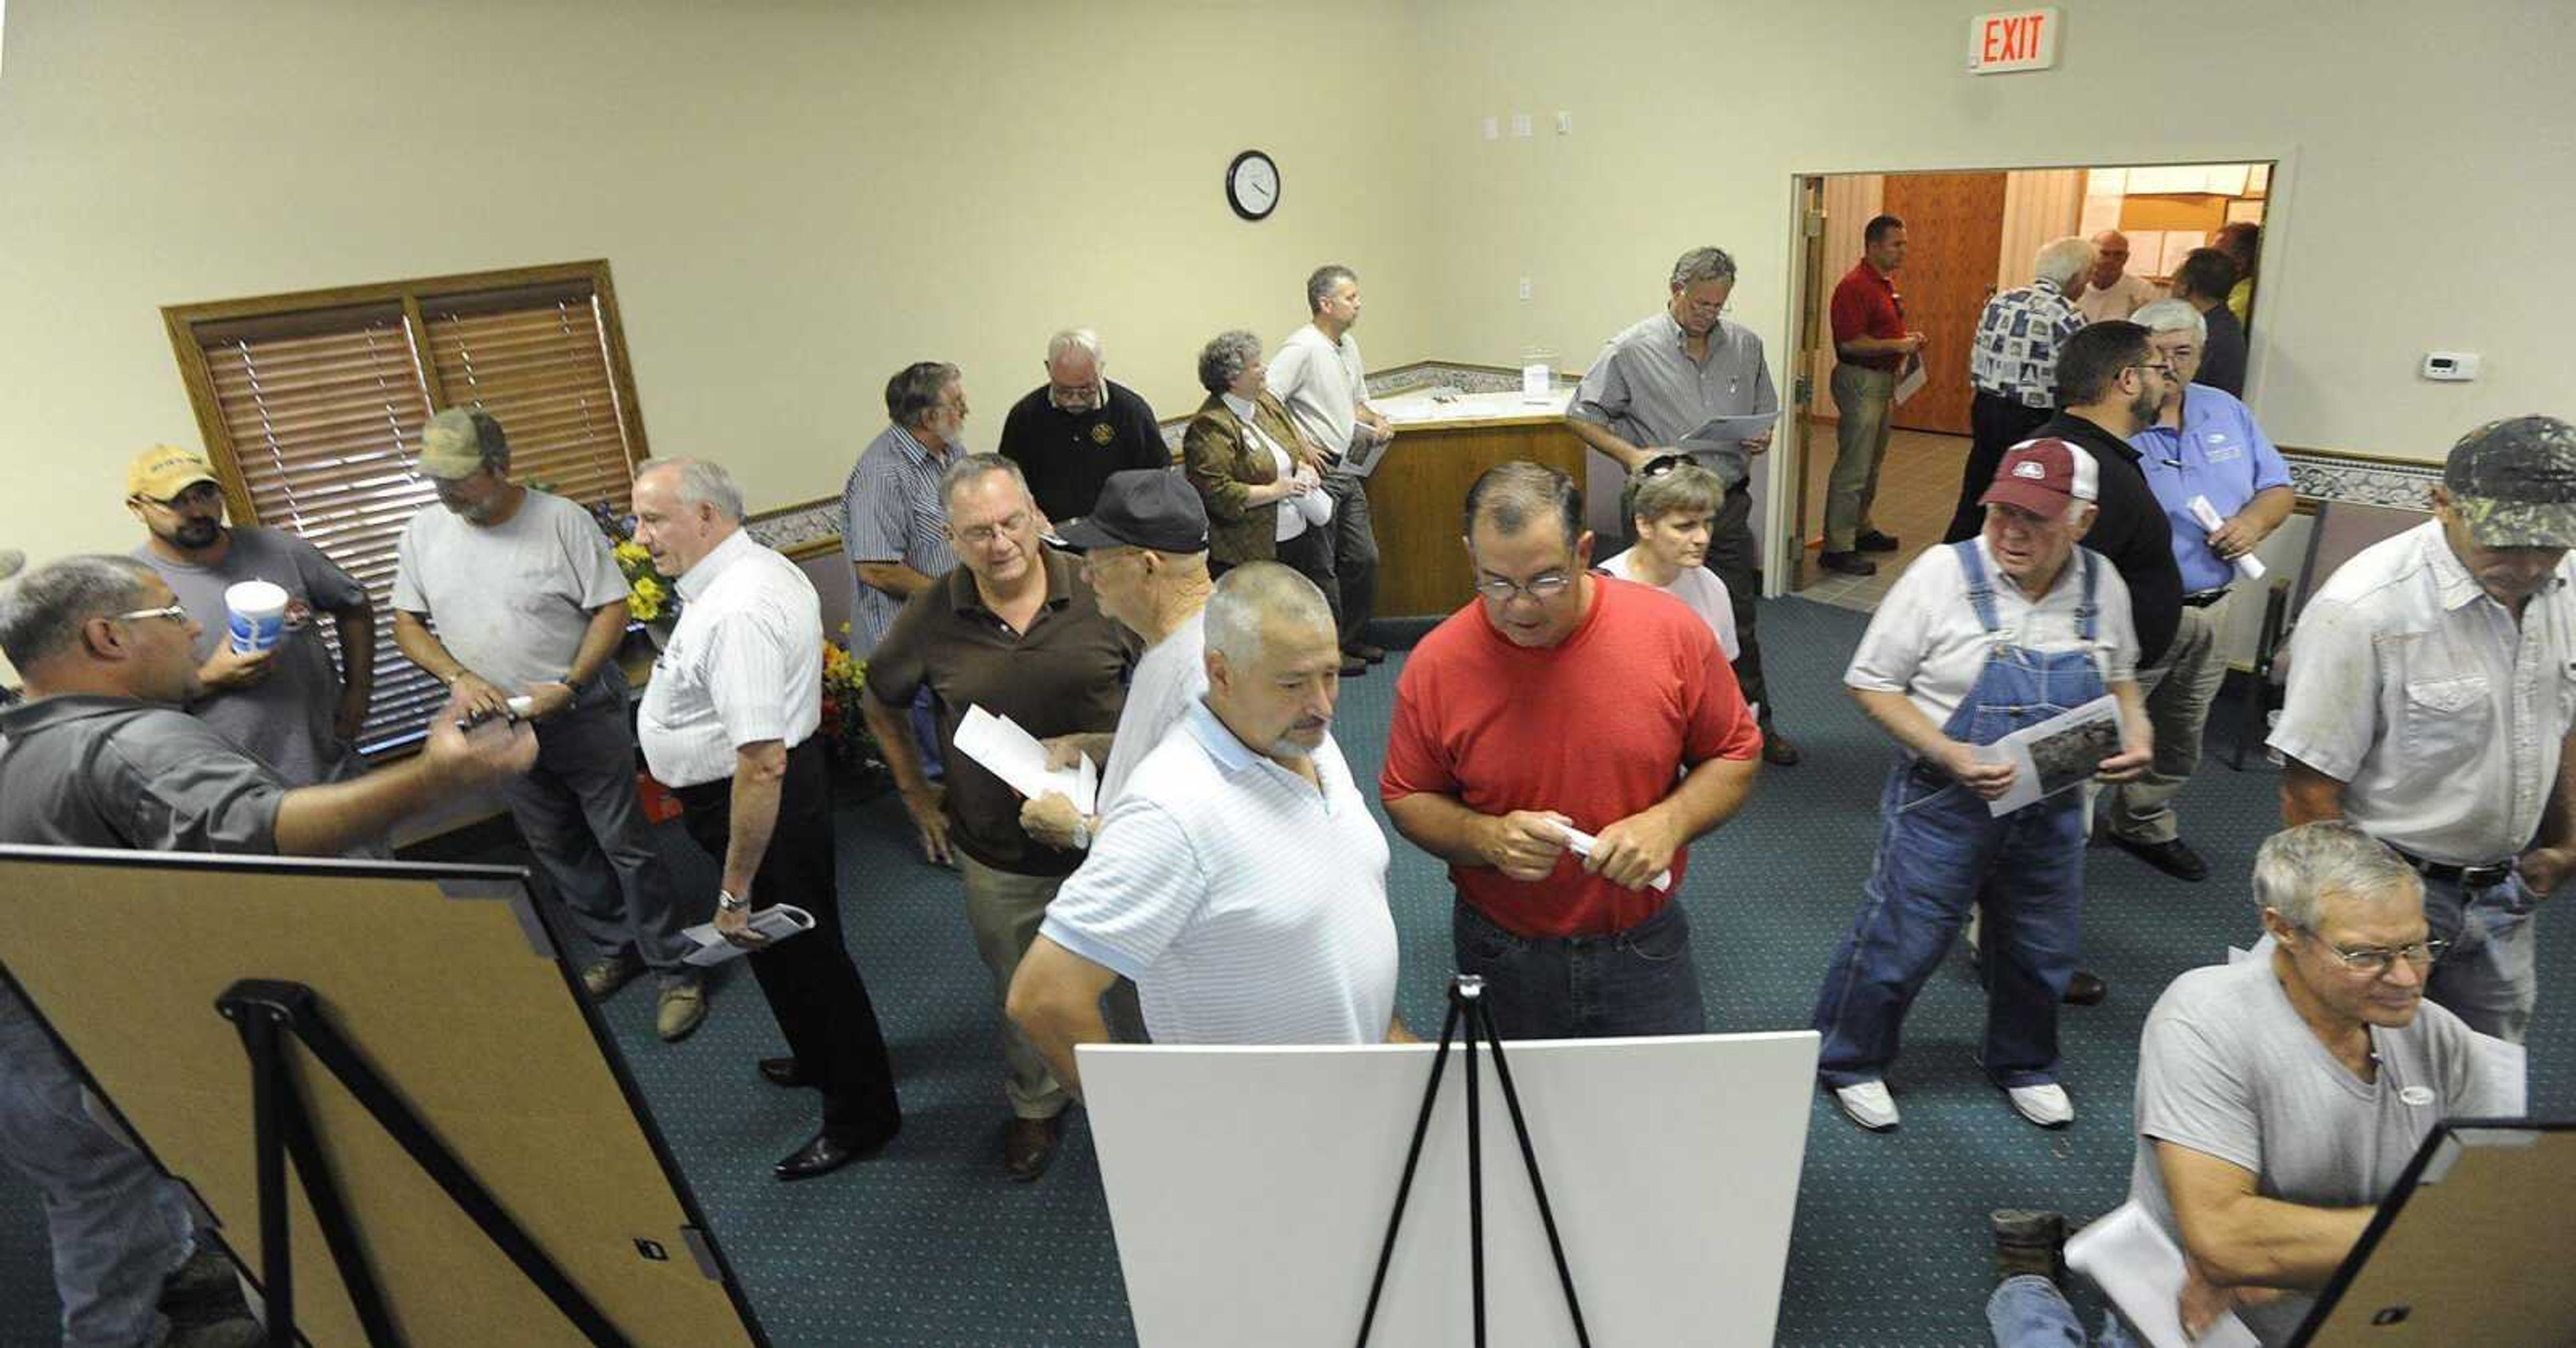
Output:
top-left (1813, 439), bottom-right (2154, 1133)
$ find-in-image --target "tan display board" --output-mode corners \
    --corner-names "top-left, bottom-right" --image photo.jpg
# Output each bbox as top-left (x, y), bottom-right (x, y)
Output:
top-left (0, 845), bottom-right (765, 1347)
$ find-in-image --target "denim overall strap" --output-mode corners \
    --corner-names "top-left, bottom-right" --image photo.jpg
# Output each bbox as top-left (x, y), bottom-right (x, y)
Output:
top-left (1956, 540), bottom-right (2002, 633)
top-left (2074, 548), bottom-right (2098, 642)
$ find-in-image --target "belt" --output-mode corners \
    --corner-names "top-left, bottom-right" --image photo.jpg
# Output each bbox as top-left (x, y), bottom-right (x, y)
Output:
top-left (2181, 589), bottom-right (2231, 609)
top-left (2390, 846), bottom-right (2515, 889)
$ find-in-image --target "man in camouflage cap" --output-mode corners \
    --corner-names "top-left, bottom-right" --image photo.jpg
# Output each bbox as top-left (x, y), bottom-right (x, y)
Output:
top-left (2269, 415), bottom-right (2576, 1041)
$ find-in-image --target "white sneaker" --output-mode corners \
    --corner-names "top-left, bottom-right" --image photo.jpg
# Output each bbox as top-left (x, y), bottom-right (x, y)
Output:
top-left (2006, 1082), bottom-right (2074, 1128)
top-left (1833, 1080), bottom-right (1900, 1131)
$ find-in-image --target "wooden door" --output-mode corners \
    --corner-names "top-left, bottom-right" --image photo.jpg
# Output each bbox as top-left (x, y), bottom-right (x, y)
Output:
top-left (1880, 172), bottom-right (2006, 435)
top-left (1790, 176), bottom-right (1830, 585)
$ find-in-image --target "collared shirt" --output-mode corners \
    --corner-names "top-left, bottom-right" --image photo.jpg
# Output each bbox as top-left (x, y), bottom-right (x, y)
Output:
top-left (996, 379), bottom-right (1170, 523)
top-left (636, 528), bottom-right (824, 790)
top-left (1829, 260), bottom-right (1907, 372)
top-left (2077, 272), bottom-right (2159, 324)
top-left (2270, 521), bottom-right (2576, 865)
top-left (138, 525), bottom-right (370, 786)
top-left (1847, 537), bottom-right (2139, 731)
top-left (842, 423), bottom-right (958, 654)
top-left (0, 694), bottom-right (288, 851)
top-left (1096, 610), bottom-right (1208, 815)
top-left (1969, 277), bottom-right (2087, 408)
top-left (1267, 323), bottom-right (1371, 469)
top-left (863, 549), bottom-right (1135, 876)
top-left (2132, 384), bottom-right (2294, 593)
top-left (392, 489), bottom-right (628, 694)
top-left (2027, 411), bottom-right (2184, 668)
top-left (1569, 312), bottom-right (1780, 490)
top-left (1041, 700), bottom-right (1398, 1045)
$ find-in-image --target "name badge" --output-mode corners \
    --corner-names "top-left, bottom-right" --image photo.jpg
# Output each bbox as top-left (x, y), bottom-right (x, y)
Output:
top-left (2398, 1085), bottom-right (2436, 1107)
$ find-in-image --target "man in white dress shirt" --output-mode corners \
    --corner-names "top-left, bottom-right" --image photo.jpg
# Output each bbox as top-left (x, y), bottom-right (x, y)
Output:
top-left (2271, 415), bottom-right (2576, 1043)
top-left (1008, 562), bottom-right (1408, 1092)
top-left (631, 458), bottom-right (902, 1182)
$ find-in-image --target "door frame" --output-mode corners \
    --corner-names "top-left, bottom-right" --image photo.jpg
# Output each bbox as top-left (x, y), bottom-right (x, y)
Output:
top-left (1766, 150), bottom-right (2295, 599)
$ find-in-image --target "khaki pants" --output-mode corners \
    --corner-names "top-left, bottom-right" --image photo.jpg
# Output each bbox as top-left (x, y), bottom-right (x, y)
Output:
top-left (2106, 595), bottom-right (2231, 845)
top-left (1825, 363), bottom-right (1896, 552)
top-left (958, 854), bottom-right (1072, 1120)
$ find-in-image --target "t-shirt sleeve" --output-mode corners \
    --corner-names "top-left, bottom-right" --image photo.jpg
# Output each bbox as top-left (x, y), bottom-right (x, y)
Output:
top-left (2246, 411), bottom-right (2292, 493)
top-left (1748, 342), bottom-right (1780, 417)
top-left (1263, 339), bottom-right (1311, 404)
top-left (1844, 550), bottom-right (1943, 692)
top-left (1567, 343), bottom-right (1628, 429)
top-left (860, 587), bottom-right (933, 706)
top-left (843, 454), bottom-right (909, 565)
top-left (2092, 556), bottom-right (2141, 684)
top-left (559, 502), bottom-right (629, 610)
top-left (289, 535), bottom-right (370, 613)
top-left (101, 715), bottom-right (286, 854)
top-left (389, 518), bottom-right (429, 614)
top-left (2135, 1002), bottom-right (2265, 1175)
top-left (1379, 656), bottom-right (1458, 804)
top-left (705, 607), bottom-right (794, 747)
top-left (2269, 597), bottom-right (2377, 780)
top-left (1674, 618), bottom-right (1760, 764)
top-left (1036, 796), bottom-right (1206, 980)
top-left (1829, 276), bottom-right (1870, 346)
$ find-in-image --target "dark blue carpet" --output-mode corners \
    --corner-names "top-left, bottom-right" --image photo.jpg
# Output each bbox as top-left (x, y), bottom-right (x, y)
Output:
top-left (2, 595), bottom-right (2567, 1345)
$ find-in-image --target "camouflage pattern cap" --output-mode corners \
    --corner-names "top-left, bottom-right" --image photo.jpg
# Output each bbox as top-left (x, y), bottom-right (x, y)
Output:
top-left (2445, 415), bottom-right (2576, 549)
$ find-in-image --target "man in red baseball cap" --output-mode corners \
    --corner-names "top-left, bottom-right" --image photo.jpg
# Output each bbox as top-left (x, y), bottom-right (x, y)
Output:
top-left (1813, 437), bottom-right (2153, 1134)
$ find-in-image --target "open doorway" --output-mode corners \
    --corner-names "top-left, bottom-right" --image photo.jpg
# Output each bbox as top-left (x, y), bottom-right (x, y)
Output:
top-left (1784, 162), bottom-right (2273, 612)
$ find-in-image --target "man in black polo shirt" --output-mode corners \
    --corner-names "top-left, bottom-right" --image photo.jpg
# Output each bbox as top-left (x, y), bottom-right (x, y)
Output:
top-left (996, 328), bottom-right (1171, 523)
top-left (859, 454), bottom-right (1136, 1182)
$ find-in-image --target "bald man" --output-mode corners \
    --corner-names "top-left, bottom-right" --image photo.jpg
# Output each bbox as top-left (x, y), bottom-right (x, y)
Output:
top-left (2078, 231), bottom-right (2159, 324)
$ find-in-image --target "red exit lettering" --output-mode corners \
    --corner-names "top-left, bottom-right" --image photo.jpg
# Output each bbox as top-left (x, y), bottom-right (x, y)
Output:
top-left (1982, 13), bottom-right (2045, 63)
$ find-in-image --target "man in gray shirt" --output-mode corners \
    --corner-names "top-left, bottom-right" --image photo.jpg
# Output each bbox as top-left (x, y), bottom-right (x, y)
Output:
top-left (2122, 823), bottom-right (2510, 1344)
top-left (1568, 246), bottom-right (1796, 766)
top-left (123, 444), bottom-right (374, 788)
top-left (392, 409), bottom-right (706, 1042)
top-left (0, 553), bottom-right (535, 1348)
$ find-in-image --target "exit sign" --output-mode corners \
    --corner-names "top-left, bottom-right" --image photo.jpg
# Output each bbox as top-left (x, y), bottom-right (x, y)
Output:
top-left (1969, 7), bottom-right (2061, 74)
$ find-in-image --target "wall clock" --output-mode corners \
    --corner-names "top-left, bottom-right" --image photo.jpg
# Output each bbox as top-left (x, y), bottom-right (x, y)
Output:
top-left (1226, 150), bottom-right (1279, 221)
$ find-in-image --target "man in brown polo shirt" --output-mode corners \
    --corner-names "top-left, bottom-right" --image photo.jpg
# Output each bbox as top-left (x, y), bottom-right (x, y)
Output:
top-left (861, 454), bottom-right (1136, 1181)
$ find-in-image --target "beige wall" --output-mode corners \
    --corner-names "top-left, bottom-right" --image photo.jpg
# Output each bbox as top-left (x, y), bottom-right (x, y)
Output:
top-left (0, 0), bottom-right (1431, 574)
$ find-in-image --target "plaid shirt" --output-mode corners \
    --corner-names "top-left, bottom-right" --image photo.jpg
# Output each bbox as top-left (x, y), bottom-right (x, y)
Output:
top-left (1970, 277), bottom-right (2086, 409)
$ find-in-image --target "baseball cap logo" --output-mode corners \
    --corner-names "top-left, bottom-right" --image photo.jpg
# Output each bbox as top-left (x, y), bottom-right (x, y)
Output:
top-left (2012, 460), bottom-right (2047, 480)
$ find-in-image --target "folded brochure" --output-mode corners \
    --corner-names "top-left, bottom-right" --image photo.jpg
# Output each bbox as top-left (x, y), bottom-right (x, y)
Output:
top-left (681, 904), bottom-right (816, 966)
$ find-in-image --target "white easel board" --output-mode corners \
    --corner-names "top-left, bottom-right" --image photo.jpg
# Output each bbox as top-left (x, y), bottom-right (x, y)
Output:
top-left (1082, 1029), bottom-right (1819, 1347)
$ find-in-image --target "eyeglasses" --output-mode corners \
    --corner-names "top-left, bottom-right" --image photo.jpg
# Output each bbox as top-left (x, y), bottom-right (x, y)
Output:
top-left (2302, 928), bottom-right (2450, 977)
top-left (137, 483), bottom-right (224, 511)
top-left (111, 603), bottom-right (191, 626)
top-left (2127, 361), bottom-right (2179, 380)
top-left (1472, 572), bottom-right (1574, 605)
top-left (954, 513), bottom-right (1030, 547)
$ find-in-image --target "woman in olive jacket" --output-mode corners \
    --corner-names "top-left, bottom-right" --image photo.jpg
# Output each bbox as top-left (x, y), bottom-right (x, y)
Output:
top-left (1181, 329), bottom-right (1321, 574)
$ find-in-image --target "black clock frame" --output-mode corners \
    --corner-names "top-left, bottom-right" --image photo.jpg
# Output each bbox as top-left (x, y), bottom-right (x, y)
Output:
top-left (1226, 149), bottom-right (1279, 221)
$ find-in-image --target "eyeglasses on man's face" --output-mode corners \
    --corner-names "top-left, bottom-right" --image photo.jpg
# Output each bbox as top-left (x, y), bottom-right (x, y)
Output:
top-left (954, 512), bottom-right (1030, 548)
top-left (111, 603), bottom-right (191, 626)
top-left (2304, 929), bottom-right (2449, 978)
top-left (138, 482), bottom-right (225, 513)
top-left (1472, 571), bottom-right (1574, 605)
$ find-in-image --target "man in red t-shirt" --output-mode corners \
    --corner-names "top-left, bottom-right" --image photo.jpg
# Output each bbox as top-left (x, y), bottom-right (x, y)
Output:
top-left (1381, 461), bottom-right (1764, 1039)
top-left (1823, 214), bottom-right (1927, 578)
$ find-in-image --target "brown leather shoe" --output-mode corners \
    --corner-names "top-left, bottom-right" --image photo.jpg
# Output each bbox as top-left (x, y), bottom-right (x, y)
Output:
top-left (1003, 1114), bottom-right (1062, 1182)
top-left (1760, 727), bottom-right (1803, 767)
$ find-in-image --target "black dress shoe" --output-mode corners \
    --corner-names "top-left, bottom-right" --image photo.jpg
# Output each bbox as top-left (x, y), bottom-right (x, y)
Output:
top-left (1855, 529), bottom-right (1901, 553)
top-left (2106, 833), bottom-right (2211, 882)
top-left (773, 1123), bottom-right (897, 1182)
top-left (1760, 728), bottom-right (1803, 767)
top-left (758, 1057), bottom-right (813, 1089)
top-left (1339, 656), bottom-right (1369, 677)
top-left (1004, 1114), bottom-right (1063, 1182)
top-left (2062, 970), bottom-right (2108, 1006)
top-left (1818, 550), bottom-right (1878, 576)
top-left (1350, 642), bottom-right (1388, 664)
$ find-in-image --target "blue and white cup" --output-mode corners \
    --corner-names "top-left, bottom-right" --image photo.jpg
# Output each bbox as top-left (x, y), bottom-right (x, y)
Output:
top-left (224, 580), bottom-right (290, 653)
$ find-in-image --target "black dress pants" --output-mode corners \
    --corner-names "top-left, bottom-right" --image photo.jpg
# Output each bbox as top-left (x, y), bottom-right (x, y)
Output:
top-left (675, 737), bottom-right (900, 1144)
top-left (1944, 391), bottom-right (2056, 543)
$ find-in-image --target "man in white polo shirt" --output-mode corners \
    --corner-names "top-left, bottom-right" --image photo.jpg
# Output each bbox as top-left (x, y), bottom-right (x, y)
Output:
top-left (1008, 562), bottom-right (1406, 1087)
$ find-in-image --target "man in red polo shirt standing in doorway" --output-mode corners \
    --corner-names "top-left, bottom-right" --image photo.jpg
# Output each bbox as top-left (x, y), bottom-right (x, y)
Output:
top-left (1381, 462), bottom-right (1764, 1038)
top-left (1823, 214), bottom-right (1927, 577)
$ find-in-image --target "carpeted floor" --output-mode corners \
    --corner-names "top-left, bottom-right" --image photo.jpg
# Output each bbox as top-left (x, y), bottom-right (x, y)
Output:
top-left (3, 594), bottom-right (2567, 1345)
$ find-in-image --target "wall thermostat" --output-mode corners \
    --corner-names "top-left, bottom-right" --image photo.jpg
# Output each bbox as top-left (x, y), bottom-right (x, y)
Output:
top-left (2422, 352), bottom-right (2481, 382)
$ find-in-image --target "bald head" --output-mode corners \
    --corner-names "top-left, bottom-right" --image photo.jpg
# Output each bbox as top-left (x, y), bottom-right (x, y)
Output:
top-left (2090, 231), bottom-right (2131, 287)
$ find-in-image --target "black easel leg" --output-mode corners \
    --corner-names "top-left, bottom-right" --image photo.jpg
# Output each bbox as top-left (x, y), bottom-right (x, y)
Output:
top-left (1481, 1017), bottom-right (1592, 1348)
top-left (1464, 998), bottom-right (1486, 1348)
top-left (1354, 993), bottom-right (1463, 1347)
top-left (278, 1082), bottom-right (400, 1343)
top-left (231, 1007), bottom-right (296, 1348)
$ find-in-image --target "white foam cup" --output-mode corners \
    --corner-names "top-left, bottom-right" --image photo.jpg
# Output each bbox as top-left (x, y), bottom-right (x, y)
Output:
top-left (224, 580), bottom-right (290, 653)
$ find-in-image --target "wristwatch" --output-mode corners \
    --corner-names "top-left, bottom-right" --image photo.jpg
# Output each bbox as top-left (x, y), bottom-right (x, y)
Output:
top-left (716, 890), bottom-right (749, 914)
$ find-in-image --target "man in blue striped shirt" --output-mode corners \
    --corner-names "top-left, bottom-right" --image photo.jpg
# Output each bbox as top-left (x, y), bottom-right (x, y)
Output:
top-left (844, 362), bottom-right (969, 655)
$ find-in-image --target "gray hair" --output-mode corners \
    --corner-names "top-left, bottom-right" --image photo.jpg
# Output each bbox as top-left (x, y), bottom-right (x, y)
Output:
top-left (1463, 460), bottom-right (1583, 548)
top-left (885, 361), bottom-right (961, 429)
top-left (2034, 236), bottom-right (2096, 288)
top-left (1625, 460), bottom-right (1725, 526)
top-left (939, 452), bottom-right (1032, 511)
top-left (2251, 821), bottom-right (2422, 931)
top-left (2131, 297), bottom-right (2208, 342)
top-left (1670, 246), bottom-right (1738, 289)
top-left (1305, 265), bottom-right (1357, 314)
top-left (636, 458), bottom-right (745, 522)
top-left (1204, 561), bottom-right (1335, 664)
top-left (1196, 329), bottom-right (1263, 395)
top-left (0, 554), bottom-right (156, 670)
top-left (1046, 329), bottom-right (1103, 368)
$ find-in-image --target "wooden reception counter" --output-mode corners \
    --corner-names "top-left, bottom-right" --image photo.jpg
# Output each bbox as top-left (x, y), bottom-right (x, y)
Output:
top-left (1362, 387), bottom-right (1582, 618)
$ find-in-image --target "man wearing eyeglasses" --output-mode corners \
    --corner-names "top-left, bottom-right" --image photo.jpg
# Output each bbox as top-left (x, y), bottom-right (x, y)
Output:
top-left (996, 329), bottom-right (1171, 524)
top-left (123, 444), bottom-right (376, 790)
top-left (2099, 823), bottom-right (2516, 1345)
top-left (2272, 415), bottom-right (2576, 1045)
top-left (1383, 462), bottom-right (1762, 1040)
top-left (860, 455), bottom-right (1136, 1180)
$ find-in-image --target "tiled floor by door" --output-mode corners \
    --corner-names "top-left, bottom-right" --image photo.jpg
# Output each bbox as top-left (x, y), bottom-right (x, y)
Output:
top-left (1794, 427), bottom-right (1970, 613)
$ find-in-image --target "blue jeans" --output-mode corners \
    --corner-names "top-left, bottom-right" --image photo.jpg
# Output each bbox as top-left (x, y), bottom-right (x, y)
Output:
top-left (1811, 758), bottom-right (2085, 1088)
top-left (1451, 898), bottom-right (1707, 1039)
top-left (1988, 1276), bottom-right (2139, 1347)
top-left (2420, 868), bottom-right (2539, 1044)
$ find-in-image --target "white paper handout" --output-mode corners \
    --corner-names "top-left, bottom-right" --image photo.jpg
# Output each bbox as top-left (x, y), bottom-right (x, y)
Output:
top-left (1678, 411), bottom-right (1779, 450)
top-left (1892, 355), bottom-right (1927, 406)
top-left (1554, 823), bottom-right (1674, 892)
top-left (953, 704), bottom-right (1098, 814)
top-left (2187, 495), bottom-right (2268, 583)
top-left (1980, 694), bottom-right (2124, 816)
top-left (680, 904), bottom-right (817, 966)
top-left (2065, 1202), bottom-right (2259, 1348)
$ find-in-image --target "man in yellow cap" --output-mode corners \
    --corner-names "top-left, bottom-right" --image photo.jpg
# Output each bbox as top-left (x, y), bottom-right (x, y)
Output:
top-left (124, 444), bottom-right (377, 789)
